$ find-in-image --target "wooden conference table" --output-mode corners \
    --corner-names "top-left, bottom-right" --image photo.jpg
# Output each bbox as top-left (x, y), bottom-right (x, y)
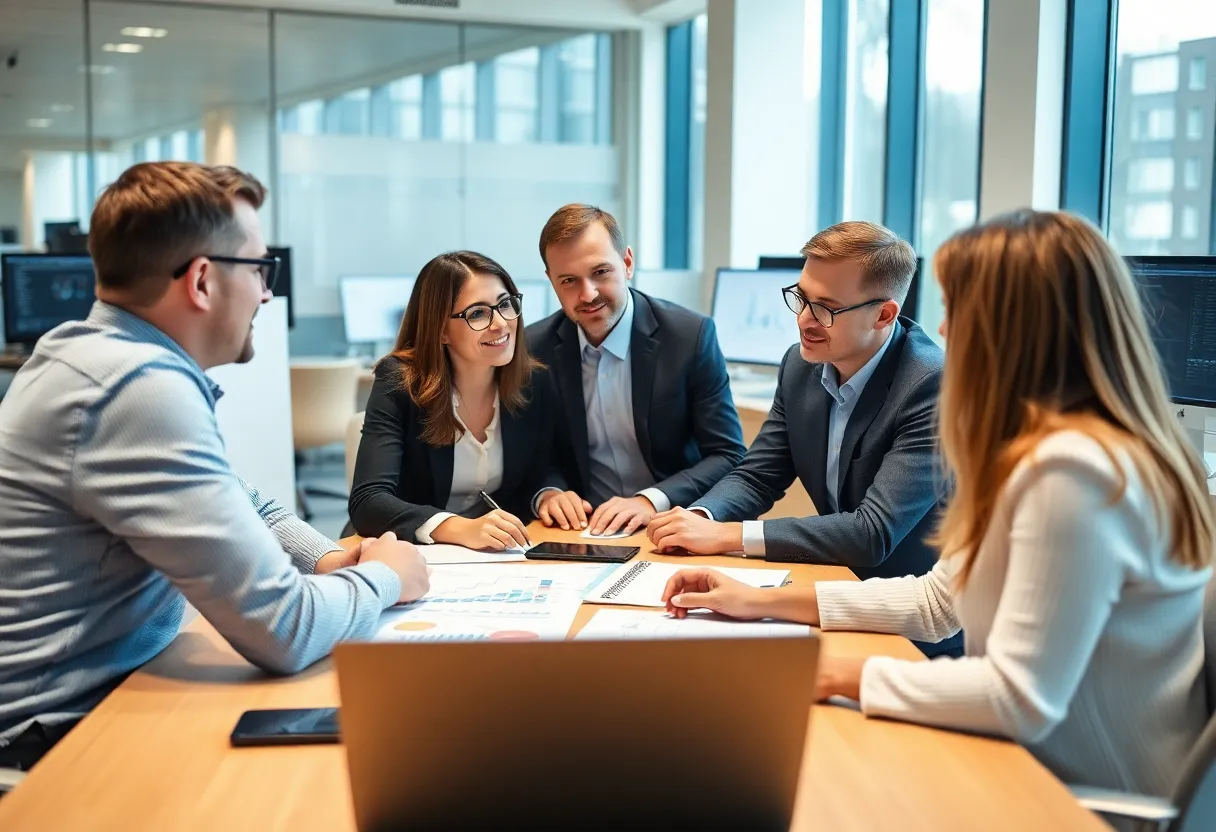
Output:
top-left (0, 525), bottom-right (1104, 831)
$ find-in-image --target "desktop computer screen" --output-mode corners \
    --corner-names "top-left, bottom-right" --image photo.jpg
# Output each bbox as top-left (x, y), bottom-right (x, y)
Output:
top-left (340, 275), bottom-right (416, 344)
top-left (267, 245), bottom-right (294, 328)
top-left (711, 268), bottom-right (801, 366)
top-left (1129, 256), bottom-right (1216, 407)
top-left (2, 254), bottom-right (96, 346)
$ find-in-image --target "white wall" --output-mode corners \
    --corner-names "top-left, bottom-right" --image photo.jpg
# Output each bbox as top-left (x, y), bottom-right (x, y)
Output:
top-left (278, 134), bottom-right (620, 318)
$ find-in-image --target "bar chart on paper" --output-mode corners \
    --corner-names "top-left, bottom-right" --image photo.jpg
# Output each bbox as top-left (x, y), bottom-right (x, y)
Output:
top-left (374, 564), bottom-right (609, 643)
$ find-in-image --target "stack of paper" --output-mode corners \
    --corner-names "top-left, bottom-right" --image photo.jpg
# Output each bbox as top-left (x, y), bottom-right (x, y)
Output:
top-left (582, 560), bottom-right (790, 608)
top-left (374, 563), bottom-right (609, 643)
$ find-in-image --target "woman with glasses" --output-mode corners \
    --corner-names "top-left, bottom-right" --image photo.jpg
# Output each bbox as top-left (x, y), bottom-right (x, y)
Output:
top-left (661, 211), bottom-right (1214, 800)
top-left (349, 250), bottom-right (554, 550)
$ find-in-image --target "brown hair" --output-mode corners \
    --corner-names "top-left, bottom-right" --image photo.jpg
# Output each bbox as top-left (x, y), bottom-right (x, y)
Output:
top-left (89, 161), bottom-right (267, 305)
top-left (801, 220), bottom-right (918, 304)
top-left (934, 209), bottom-right (1214, 584)
top-left (387, 251), bottom-right (541, 447)
top-left (538, 203), bottom-right (626, 269)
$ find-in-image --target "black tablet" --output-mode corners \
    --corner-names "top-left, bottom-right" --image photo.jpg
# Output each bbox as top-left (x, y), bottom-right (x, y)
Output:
top-left (524, 541), bottom-right (639, 563)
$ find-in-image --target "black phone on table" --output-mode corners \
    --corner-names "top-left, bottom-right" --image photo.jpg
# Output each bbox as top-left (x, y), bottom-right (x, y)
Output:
top-left (229, 707), bottom-right (340, 747)
top-left (524, 541), bottom-right (639, 563)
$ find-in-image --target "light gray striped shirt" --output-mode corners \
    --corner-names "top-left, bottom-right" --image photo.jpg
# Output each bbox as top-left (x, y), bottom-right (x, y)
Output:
top-left (0, 302), bottom-right (401, 744)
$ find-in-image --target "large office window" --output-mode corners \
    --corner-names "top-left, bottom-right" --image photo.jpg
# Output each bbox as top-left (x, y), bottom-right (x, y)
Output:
top-left (841, 0), bottom-right (889, 222)
top-left (1108, 1), bottom-right (1216, 256)
top-left (494, 48), bottom-right (540, 143)
top-left (915, 0), bottom-right (985, 343)
top-left (664, 14), bottom-right (707, 271)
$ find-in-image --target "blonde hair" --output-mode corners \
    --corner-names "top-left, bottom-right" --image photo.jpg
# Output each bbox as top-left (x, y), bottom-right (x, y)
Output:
top-left (801, 220), bottom-right (918, 304)
top-left (934, 209), bottom-right (1214, 583)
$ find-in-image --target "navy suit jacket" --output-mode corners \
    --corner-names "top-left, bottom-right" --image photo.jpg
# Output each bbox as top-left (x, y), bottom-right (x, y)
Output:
top-left (526, 289), bottom-right (746, 509)
top-left (348, 358), bottom-right (557, 541)
top-left (697, 319), bottom-right (947, 579)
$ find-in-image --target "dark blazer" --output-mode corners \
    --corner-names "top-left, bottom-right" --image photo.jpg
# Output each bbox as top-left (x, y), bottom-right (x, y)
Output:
top-left (696, 319), bottom-right (947, 582)
top-left (526, 289), bottom-right (746, 509)
top-left (348, 357), bottom-right (557, 541)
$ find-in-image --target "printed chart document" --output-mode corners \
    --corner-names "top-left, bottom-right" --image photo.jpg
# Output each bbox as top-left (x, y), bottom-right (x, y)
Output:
top-left (374, 563), bottom-right (609, 643)
top-left (575, 609), bottom-right (811, 640)
top-left (417, 543), bottom-right (526, 564)
top-left (582, 560), bottom-right (790, 608)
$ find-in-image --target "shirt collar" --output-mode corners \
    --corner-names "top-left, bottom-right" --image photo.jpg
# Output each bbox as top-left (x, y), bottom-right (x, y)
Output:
top-left (821, 327), bottom-right (894, 404)
top-left (451, 392), bottom-right (501, 437)
top-left (88, 300), bottom-right (224, 401)
top-left (576, 291), bottom-right (634, 361)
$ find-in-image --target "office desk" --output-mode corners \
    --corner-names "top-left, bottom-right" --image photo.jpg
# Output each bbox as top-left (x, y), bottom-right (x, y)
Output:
top-left (0, 526), bottom-right (1103, 832)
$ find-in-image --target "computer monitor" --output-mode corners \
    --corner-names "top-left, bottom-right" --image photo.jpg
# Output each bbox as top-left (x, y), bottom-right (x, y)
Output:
top-left (711, 268), bottom-right (801, 366)
top-left (340, 275), bottom-right (416, 345)
top-left (44, 221), bottom-right (89, 255)
top-left (1127, 256), bottom-right (1216, 407)
top-left (267, 245), bottom-right (293, 328)
top-left (758, 255), bottom-right (805, 271)
top-left (2, 253), bottom-right (96, 346)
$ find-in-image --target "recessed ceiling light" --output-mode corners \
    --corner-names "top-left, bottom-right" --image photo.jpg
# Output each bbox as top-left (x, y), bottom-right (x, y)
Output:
top-left (102, 42), bottom-right (143, 54)
top-left (27, 118), bottom-right (52, 128)
top-left (50, 103), bottom-right (74, 113)
top-left (120, 26), bottom-right (167, 38)
top-left (80, 64), bottom-right (116, 75)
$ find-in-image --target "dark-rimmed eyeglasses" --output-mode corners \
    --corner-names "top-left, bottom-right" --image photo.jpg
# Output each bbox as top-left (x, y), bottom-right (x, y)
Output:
top-left (450, 294), bottom-right (523, 331)
top-left (781, 285), bottom-right (886, 329)
top-left (172, 255), bottom-right (281, 292)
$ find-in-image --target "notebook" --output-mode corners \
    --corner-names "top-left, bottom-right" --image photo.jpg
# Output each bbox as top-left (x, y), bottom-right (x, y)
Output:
top-left (582, 560), bottom-right (790, 608)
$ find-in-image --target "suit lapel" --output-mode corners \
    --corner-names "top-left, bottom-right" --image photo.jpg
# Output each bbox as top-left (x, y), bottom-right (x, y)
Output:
top-left (836, 322), bottom-right (907, 497)
top-left (554, 320), bottom-right (591, 489)
top-left (629, 290), bottom-right (660, 467)
top-left (802, 364), bottom-right (834, 514)
top-left (499, 402), bottom-right (525, 496)
top-left (428, 441), bottom-right (454, 510)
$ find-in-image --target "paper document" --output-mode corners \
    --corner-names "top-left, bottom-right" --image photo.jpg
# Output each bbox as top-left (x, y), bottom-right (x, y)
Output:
top-left (373, 563), bottom-right (609, 643)
top-left (578, 528), bottom-right (633, 540)
top-left (575, 609), bottom-right (810, 640)
top-left (582, 560), bottom-right (790, 608)
top-left (417, 543), bottom-right (526, 564)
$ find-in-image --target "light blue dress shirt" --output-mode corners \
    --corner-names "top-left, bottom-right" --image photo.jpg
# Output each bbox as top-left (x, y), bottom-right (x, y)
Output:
top-left (732, 329), bottom-right (894, 554)
top-left (576, 294), bottom-right (670, 512)
top-left (0, 302), bottom-right (402, 744)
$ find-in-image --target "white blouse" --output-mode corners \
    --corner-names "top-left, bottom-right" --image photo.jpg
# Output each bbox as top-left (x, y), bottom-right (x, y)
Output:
top-left (816, 431), bottom-right (1211, 797)
top-left (414, 393), bottom-right (504, 543)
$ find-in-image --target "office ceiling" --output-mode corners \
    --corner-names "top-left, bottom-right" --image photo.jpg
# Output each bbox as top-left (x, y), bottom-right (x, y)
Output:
top-left (0, 0), bottom-right (590, 163)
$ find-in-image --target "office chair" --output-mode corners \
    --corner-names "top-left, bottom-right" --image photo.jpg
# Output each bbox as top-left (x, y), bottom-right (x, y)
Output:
top-left (289, 360), bottom-right (361, 521)
top-left (1070, 580), bottom-right (1216, 830)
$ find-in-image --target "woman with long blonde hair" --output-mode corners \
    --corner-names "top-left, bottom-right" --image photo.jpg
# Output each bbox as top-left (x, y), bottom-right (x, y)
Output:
top-left (661, 210), bottom-right (1214, 796)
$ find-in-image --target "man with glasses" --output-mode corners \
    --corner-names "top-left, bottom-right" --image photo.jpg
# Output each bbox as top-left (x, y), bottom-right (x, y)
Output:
top-left (648, 222), bottom-right (956, 653)
top-left (0, 162), bottom-right (429, 769)
top-left (527, 204), bottom-right (746, 537)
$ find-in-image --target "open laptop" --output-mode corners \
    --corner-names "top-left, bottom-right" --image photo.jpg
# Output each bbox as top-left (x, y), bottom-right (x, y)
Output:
top-left (334, 636), bottom-right (820, 831)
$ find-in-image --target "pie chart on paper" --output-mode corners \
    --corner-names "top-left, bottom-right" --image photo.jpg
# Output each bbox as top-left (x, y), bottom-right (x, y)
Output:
top-left (393, 621), bottom-right (438, 632)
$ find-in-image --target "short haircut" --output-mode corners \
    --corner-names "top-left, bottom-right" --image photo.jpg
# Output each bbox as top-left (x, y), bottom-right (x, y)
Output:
top-left (538, 203), bottom-right (625, 269)
top-left (801, 221), bottom-right (917, 304)
top-left (89, 161), bottom-right (267, 305)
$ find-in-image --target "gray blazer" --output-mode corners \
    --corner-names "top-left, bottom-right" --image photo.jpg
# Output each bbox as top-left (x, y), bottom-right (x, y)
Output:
top-left (696, 318), bottom-right (946, 583)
